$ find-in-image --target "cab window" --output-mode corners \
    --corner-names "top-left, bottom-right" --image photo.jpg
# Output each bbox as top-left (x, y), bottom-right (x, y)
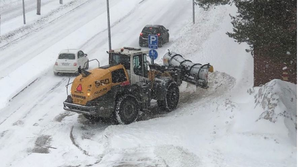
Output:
top-left (112, 69), bottom-right (127, 83)
top-left (133, 54), bottom-right (148, 77)
top-left (133, 55), bottom-right (142, 75)
top-left (111, 54), bottom-right (130, 69)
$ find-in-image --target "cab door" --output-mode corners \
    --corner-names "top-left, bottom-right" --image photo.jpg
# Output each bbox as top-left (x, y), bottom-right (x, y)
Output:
top-left (130, 54), bottom-right (148, 84)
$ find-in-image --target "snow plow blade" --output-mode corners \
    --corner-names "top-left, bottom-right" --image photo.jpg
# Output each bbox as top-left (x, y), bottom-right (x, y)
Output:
top-left (163, 52), bottom-right (212, 88)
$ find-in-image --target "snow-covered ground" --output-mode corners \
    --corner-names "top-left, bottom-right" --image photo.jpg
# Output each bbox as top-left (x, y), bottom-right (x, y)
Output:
top-left (0, 0), bottom-right (296, 166)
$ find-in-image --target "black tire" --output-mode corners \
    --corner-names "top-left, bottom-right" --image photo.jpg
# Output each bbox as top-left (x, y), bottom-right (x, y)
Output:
top-left (139, 40), bottom-right (144, 47)
top-left (115, 95), bottom-right (139, 124)
top-left (158, 39), bottom-right (163, 47)
top-left (54, 72), bottom-right (58, 76)
top-left (157, 82), bottom-right (179, 112)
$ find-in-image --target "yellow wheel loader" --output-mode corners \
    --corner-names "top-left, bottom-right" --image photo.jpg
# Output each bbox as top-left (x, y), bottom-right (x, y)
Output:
top-left (63, 47), bottom-right (213, 124)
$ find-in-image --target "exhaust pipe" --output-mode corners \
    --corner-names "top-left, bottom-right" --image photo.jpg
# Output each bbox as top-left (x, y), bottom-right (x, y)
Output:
top-left (163, 51), bottom-right (211, 88)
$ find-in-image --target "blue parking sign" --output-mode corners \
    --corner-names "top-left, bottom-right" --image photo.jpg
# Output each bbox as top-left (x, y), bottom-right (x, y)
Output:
top-left (148, 35), bottom-right (158, 49)
top-left (149, 49), bottom-right (158, 60)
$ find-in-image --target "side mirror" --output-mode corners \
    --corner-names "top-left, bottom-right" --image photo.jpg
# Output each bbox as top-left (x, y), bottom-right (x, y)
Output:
top-left (166, 29), bottom-right (169, 32)
top-left (78, 66), bottom-right (82, 74)
top-left (84, 54), bottom-right (87, 57)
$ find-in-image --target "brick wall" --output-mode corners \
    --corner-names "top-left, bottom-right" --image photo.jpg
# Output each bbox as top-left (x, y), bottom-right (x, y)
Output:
top-left (254, 51), bottom-right (297, 86)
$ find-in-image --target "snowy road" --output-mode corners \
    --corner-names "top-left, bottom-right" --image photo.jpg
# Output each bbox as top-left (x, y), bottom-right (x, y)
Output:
top-left (0, 0), bottom-right (296, 166)
top-left (0, 0), bottom-right (52, 23)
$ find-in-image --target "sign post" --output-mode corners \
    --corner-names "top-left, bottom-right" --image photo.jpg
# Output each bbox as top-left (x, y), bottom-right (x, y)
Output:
top-left (148, 35), bottom-right (158, 64)
top-left (149, 49), bottom-right (158, 64)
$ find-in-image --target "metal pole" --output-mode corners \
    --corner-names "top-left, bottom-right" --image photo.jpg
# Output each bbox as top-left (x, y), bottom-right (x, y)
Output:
top-left (60, 0), bottom-right (63, 4)
top-left (193, 0), bottom-right (195, 24)
top-left (0, 15), bottom-right (1, 36)
top-left (37, 0), bottom-right (41, 15)
top-left (22, 0), bottom-right (26, 24)
top-left (106, 0), bottom-right (112, 63)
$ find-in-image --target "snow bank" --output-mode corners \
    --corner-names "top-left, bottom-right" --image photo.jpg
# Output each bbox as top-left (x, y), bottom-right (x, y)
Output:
top-left (254, 79), bottom-right (297, 145)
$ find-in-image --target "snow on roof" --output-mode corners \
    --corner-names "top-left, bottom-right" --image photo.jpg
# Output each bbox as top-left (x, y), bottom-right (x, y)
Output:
top-left (111, 47), bottom-right (149, 55)
top-left (145, 24), bottom-right (163, 28)
top-left (59, 49), bottom-right (80, 54)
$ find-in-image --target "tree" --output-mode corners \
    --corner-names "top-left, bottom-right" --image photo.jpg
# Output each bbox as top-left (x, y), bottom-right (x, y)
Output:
top-left (195, 0), bottom-right (231, 10)
top-left (196, 0), bottom-right (296, 59)
top-left (226, 0), bottom-right (296, 61)
top-left (196, 0), bottom-right (297, 84)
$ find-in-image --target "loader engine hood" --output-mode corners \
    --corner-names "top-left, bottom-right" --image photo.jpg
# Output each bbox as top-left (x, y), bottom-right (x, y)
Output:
top-left (71, 68), bottom-right (112, 105)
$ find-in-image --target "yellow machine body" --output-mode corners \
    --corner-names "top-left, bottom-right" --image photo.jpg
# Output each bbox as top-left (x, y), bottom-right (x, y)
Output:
top-left (71, 64), bottom-right (128, 105)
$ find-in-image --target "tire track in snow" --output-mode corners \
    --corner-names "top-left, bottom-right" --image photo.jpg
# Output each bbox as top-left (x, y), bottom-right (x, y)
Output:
top-left (0, 0), bottom-right (53, 23)
top-left (80, 0), bottom-right (145, 54)
top-left (0, 0), bottom-right (120, 80)
top-left (0, 0), bottom-right (91, 49)
top-left (70, 126), bottom-right (91, 156)
top-left (20, 77), bottom-right (67, 120)
top-left (0, 76), bottom-right (67, 126)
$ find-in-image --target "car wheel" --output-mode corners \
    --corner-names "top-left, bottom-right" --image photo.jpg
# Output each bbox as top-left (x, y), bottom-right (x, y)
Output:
top-left (139, 40), bottom-right (143, 47)
top-left (115, 94), bottom-right (139, 124)
top-left (157, 81), bottom-right (179, 112)
top-left (158, 39), bottom-right (163, 47)
top-left (54, 72), bottom-right (58, 76)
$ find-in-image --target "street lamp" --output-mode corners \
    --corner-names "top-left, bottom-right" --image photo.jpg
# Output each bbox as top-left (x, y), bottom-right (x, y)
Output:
top-left (193, 0), bottom-right (195, 24)
top-left (22, 0), bottom-right (26, 24)
top-left (106, 0), bottom-right (112, 64)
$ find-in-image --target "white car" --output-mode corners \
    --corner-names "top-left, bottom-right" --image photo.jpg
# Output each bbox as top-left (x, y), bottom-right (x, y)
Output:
top-left (53, 49), bottom-right (89, 75)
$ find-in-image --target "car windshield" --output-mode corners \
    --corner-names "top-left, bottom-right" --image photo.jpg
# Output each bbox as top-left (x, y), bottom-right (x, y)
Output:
top-left (142, 27), bottom-right (159, 34)
top-left (58, 53), bottom-right (75, 60)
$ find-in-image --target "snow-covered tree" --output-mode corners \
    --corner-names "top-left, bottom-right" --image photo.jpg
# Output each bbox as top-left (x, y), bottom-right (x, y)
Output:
top-left (196, 0), bottom-right (297, 84)
top-left (196, 0), bottom-right (296, 59)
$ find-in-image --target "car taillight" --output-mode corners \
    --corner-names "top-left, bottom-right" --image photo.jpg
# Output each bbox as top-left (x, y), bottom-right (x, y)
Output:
top-left (55, 62), bottom-right (58, 66)
top-left (74, 63), bottom-right (77, 66)
top-left (140, 33), bottom-right (143, 36)
top-left (157, 33), bottom-right (161, 36)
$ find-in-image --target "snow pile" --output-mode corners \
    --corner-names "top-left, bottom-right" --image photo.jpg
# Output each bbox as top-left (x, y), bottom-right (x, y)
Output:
top-left (254, 79), bottom-right (297, 145)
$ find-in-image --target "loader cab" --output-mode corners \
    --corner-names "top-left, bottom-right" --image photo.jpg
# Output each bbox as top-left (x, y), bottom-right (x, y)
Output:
top-left (109, 47), bottom-right (149, 85)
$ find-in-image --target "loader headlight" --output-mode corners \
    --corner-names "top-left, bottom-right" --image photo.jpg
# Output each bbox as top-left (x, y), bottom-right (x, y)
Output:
top-left (87, 92), bottom-right (91, 96)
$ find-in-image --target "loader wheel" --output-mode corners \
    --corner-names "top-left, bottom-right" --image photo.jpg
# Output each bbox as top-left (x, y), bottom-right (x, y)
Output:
top-left (157, 82), bottom-right (179, 112)
top-left (115, 95), bottom-right (139, 124)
